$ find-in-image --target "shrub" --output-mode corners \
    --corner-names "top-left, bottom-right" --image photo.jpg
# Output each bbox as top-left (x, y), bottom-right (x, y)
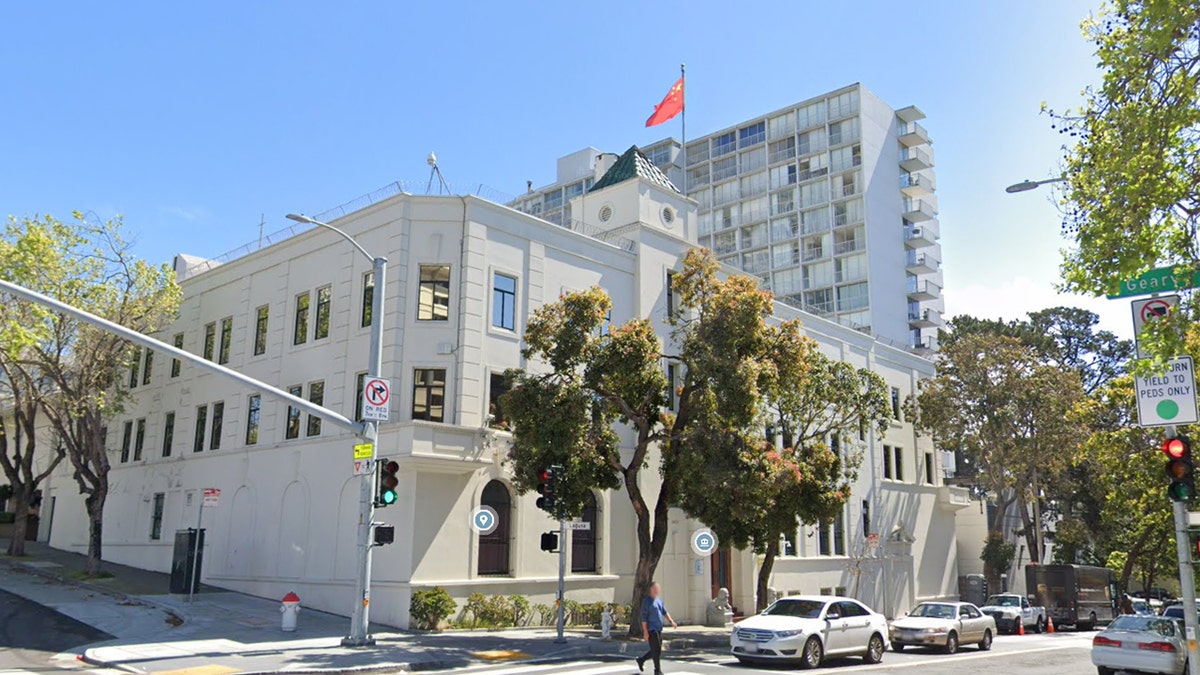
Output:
top-left (533, 602), bottom-right (555, 626)
top-left (509, 594), bottom-right (531, 626)
top-left (409, 587), bottom-right (456, 631)
top-left (464, 593), bottom-right (520, 628)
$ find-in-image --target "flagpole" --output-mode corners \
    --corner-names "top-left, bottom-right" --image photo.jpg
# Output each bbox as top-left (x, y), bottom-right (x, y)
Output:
top-left (680, 62), bottom-right (687, 195)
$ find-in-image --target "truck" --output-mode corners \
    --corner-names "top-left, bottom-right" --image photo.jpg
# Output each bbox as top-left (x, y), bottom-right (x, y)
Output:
top-left (1026, 564), bottom-right (1117, 631)
top-left (979, 593), bottom-right (1046, 634)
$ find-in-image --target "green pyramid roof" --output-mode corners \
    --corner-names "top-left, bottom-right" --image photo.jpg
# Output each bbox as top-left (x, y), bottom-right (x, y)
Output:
top-left (588, 145), bottom-right (680, 194)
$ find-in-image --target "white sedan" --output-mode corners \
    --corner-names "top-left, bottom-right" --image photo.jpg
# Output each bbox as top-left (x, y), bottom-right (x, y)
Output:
top-left (730, 595), bottom-right (889, 669)
top-left (1092, 615), bottom-right (1187, 675)
top-left (889, 601), bottom-right (996, 654)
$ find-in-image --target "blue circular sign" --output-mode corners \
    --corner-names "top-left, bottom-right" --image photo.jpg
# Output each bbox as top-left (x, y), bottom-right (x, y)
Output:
top-left (691, 528), bottom-right (718, 556)
top-left (470, 506), bottom-right (499, 535)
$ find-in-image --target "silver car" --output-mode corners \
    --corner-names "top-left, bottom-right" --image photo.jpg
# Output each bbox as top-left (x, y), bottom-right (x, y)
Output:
top-left (889, 601), bottom-right (996, 654)
top-left (1092, 615), bottom-right (1187, 675)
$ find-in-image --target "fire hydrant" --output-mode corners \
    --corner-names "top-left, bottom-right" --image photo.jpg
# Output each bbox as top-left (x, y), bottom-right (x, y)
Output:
top-left (280, 592), bottom-right (301, 632)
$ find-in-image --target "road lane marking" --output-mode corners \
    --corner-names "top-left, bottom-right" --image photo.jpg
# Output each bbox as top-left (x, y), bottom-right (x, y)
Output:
top-left (857, 643), bottom-right (1089, 671)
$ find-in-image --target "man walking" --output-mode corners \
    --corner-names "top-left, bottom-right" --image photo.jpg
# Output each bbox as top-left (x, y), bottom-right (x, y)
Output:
top-left (637, 582), bottom-right (677, 674)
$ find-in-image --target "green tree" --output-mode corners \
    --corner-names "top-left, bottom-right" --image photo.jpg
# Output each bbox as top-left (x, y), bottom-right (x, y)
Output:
top-left (1051, 0), bottom-right (1200, 361)
top-left (981, 531), bottom-right (1017, 591)
top-left (0, 213), bottom-right (179, 574)
top-left (502, 249), bottom-right (778, 633)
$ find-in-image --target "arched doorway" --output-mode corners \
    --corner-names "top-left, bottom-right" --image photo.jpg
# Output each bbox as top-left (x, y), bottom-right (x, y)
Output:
top-left (477, 480), bottom-right (511, 576)
top-left (571, 492), bottom-right (598, 573)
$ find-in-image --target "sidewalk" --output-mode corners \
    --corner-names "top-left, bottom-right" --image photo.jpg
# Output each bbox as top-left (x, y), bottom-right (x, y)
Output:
top-left (0, 539), bottom-right (729, 673)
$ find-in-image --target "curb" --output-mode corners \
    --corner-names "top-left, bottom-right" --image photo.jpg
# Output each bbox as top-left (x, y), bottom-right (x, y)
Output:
top-left (0, 556), bottom-right (187, 626)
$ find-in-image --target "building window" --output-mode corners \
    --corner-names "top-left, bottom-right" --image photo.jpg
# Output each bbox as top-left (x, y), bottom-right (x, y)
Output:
top-left (150, 493), bottom-right (165, 541)
top-left (883, 445), bottom-right (893, 479)
top-left (294, 292), bottom-right (310, 345)
top-left (891, 387), bottom-right (902, 420)
top-left (418, 264), bottom-right (451, 321)
top-left (193, 405), bottom-right (207, 452)
top-left (884, 445), bottom-right (905, 481)
top-left (666, 270), bottom-right (676, 317)
top-left (412, 368), bottom-right (446, 422)
top-left (218, 316), bottom-right (233, 364)
top-left (171, 333), bottom-right (184, 377)
top-left (142, 349), bottom-right (153, 385)
top-left (307, 381), bottom-right (324, 436)
top-left (245, 394), bottom-right (261, 445)
top-left (133, 418), bottom-right (146, 461)
top-left (355, 372), bottom-right (367, 423)
top-left (120, 420), bottom-right (132, 463)
top-left (833, 510), bottom-right (846, 555)
top-left (361, 272), bottom-right (375, 328)
top-left (161, 412), bottom-right (175, 458)
top-left (739, 121), bottom-right (766, 148)
top-left (210, 401), bottom-right (224, 450)
top-left (128, 349), bottom-right (140, 389)
top-left (492, 273), bottom-right (517, 330)
top-left (488, 372), bottom-right (509, 428)
top-left (925, 452), bottom-right (935, 485)
top-left (572, 492), bottom-right (599, 573)
top-left (666, 364), bottom-right (678, 411)
top-left (712, 131), bottom-right (736, 158)
top-left (477, 480), bottom-right (511, 576)
top-left (861, 499), bottom-right (871, 537)
top-left (253, 305), bottom-right (269, 356)
top-left (314, 285), bottom-right (331, 340)
top-left (203, 322), bottom-right (216, 360)
top-left (818, 521), bottom-right (832, 556)
top-left (285, 385), bottom-right (303, 440)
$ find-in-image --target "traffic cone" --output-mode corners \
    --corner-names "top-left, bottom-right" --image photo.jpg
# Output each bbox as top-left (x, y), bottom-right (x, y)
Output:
top-left (1018, 621), bottom-right (1025, 636)
top-left (1047, 617), bottom-right (1054, 634)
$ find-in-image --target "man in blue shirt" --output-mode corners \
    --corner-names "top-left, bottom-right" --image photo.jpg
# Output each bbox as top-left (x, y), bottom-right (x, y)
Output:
top-left (637, 582), bottom-right (676, 674)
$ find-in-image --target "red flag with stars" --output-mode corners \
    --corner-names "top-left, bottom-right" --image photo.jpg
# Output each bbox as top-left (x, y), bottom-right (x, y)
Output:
top-left (645, 77), bottom-right (684, 127)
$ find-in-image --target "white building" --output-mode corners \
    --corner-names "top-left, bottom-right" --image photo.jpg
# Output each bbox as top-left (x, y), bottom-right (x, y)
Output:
top-left (511, 83), bottom-right (944, 352)
top-left (35, 147), bottom-right (967, 627)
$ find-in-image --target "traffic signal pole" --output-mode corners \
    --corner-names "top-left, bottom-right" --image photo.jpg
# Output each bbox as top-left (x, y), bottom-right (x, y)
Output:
top-left (555, 516), bottom-right (567, 644)
top-left (1166, 426), bottom-right (1200, 675)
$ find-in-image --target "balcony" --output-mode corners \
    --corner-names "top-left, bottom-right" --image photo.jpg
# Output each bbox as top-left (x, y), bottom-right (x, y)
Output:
top-left (906, 279), bottom-right (941, 301)
top-left (902, 198), bottom-right (937, 222)
top-left (937, 486), bottom-right (972, 511)
top-left (834, 238), bottom-right (865, 256)
top-left (911, 336), bottom-right (935, 354)
top-left (898, 121), bottom-right (931, 147)
top-left (899, 146), bottom-right (934, 172)
top-left (905, 252), bottom-right (939, 274)
top-left (908, 307), bottom-right (942, 328)
top-left (896, 105), bottom-right (926, 123)
top-left (903, 224), bottom-right (938, 248)
top-left (802, 247), bottom-right (827, 262)
top-left (900, 173), bottom-right (934, 198)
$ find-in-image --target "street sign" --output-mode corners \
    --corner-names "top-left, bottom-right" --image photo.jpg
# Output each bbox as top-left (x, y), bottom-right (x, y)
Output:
top-left (353, 458), bottom-right (375, 476)
top-left (1108, 266), bottom-right (1200, 299)
top-left (690, 528), bottom-right (718, 557)
top-left (361, 377), bottom-right (391, 421)
top-left (567, 521), bottom-right (591, 531)
top-left (1136, 356), bottom-right (1199, 427)
top-left (202, 488), bottom-right (221, 507)
top-left (353, 443), bottom-right (374, 460)
top-left (1132, 295), bottom-right (1180, 357)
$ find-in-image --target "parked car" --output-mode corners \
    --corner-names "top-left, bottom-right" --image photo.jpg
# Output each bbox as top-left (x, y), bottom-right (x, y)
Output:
top-left (1131, 599), bottom-right (1158, 616)
top-left (1027, 564), bottom-right (1118, 631)
top-left (1092, 615), bottom-right (1187, 675)
top-left (1160, 601), bottom-right (1200, 620)
top-left (979, 593), bottom-right (1046, 634)
top-left (889, 601), bottom-right (996, 654)
top-left (730, 595), bottom-right (889, 669)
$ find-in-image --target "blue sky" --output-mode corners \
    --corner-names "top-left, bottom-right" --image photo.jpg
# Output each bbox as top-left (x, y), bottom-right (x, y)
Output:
top-left (0, 0), bottom-right (1128, 336)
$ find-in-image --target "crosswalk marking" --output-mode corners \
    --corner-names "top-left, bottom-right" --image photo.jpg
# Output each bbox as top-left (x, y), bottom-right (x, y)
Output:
top-left (441, 663), bottom-right (711, 675)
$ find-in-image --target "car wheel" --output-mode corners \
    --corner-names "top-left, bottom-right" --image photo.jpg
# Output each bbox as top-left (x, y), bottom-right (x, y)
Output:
top-left (734, 656), bottom-right (756, 667)
top-left (892, 643), bottom-right (906, 652)
top-left (944, 631), bottom-right (959, 654)
top-left (1097, 667), bottom-right (1114, 675)
top-left (800, 636), bottom-right (823, 670)
top-left (1035, 617), bottom-right (1045, 634)
top-left (1082, 612), bottom-right (1098, 631)
top-left (979, 629), bottom-right (993, 651)
top-left (864, 633), bottom-right (885, 664)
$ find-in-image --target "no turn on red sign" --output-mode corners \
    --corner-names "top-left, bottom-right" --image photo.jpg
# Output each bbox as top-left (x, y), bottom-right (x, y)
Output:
top-left (1131, 295), bottom-right (1179, 358)
top-left (361, 377), bottom-right (390, 422)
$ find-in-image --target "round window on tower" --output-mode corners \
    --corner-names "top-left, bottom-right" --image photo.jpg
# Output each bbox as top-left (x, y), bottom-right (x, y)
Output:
top-left (599, 205), bottom-right (613, 223)
top-left (661, 206), bottom-right (675, 227)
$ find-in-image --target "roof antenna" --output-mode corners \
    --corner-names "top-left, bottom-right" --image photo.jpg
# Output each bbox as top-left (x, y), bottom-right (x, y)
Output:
top-left (426, 152), bottom-right (451, 195)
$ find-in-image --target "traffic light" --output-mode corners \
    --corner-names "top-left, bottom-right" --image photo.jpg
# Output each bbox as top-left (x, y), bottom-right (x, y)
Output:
top-left (376, 459), bottom-right (399, 507)
top-left (536, 465), bottom-right (561, 513)
top-left (540, 531), bottom-right (559, 552)
top-left (373, 524), bottom-right (395, 546)
top-left (1163, 435), bottom-right (1195, 502)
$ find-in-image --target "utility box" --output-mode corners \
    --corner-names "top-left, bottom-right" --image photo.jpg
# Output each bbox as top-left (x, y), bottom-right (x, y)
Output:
top-left (170, 528), bottom-right (205, 594)
top-left (959, 574), bottom-right (988, 607)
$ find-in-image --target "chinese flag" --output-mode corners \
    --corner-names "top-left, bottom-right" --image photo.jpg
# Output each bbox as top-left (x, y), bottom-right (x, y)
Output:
top-left (645, 77), bottom-right (684, 127)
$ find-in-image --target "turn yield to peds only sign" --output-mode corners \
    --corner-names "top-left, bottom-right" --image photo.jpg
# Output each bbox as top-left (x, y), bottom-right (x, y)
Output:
top-left (1136, 356), bottom-right (1199, 427)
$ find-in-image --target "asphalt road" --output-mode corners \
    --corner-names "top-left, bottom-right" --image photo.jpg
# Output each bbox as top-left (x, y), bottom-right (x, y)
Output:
top-left (0, 586), bottom-right (113, 671)
top-left (433, 631), bottom-right (1100, 675)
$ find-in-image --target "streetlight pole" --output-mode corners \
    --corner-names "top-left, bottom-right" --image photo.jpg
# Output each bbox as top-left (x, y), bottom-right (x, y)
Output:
top-left (1004, 177), bottom-right (1066, 194)
top-left (287, 214), bottom-right (387, 647)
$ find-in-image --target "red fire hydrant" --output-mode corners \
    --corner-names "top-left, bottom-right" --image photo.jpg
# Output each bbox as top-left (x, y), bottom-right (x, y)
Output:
top-left (280, 591), bottom-right (301, 632)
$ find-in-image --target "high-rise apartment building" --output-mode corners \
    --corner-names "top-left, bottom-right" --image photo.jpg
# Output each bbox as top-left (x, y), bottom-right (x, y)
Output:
top-left (511, 83), bottom-right (943, 350)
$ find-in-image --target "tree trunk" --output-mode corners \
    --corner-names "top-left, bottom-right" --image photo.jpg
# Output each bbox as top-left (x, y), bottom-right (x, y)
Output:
top-left (1017, 493), bottom-right (1039, 564)
top-left (83, 491), bottom-right (105, 576)
top-left (623, 462), bottom-right (671, 637)
top-left (756, 538), bottom-right (779, 612)
top-left (6, 496), bottom-right (30, 556)
top-left (1119, 529), bottom-right (1152, 593)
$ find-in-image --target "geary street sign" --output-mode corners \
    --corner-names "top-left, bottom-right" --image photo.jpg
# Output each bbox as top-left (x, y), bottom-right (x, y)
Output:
top-left (1108, 266), bottom-right (1200, 299)
top-left (1135, 356), bottom-right (1199, 427)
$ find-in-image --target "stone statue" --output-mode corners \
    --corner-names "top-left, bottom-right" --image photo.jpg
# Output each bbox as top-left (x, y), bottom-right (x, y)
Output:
top-left (705, 587), bottom-right (735, 627)
top-left (600, 604), bottom-right (615, 640)
top-left (767, 587), bottom-right (780, 606)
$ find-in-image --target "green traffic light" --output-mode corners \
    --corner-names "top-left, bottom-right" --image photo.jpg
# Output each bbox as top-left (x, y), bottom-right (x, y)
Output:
top-left (382, 490), bottom-right (397, 505)
top-left (1169, 482), bottom-right (1196, 501)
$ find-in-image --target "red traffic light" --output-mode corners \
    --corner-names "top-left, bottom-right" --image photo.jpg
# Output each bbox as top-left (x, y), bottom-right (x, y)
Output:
top-left (1164, 438), bottom-right (1187, 459)
top-left (539, 469), bottom-right (551, 482)
top-left (385, 460), bottom-right (399, 473)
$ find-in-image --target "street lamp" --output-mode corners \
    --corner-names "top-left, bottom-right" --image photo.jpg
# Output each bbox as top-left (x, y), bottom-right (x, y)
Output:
top-left (286, 213), bottom-right (387, 647)
top-left (1004, 177), bottom-right (1065, 194)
